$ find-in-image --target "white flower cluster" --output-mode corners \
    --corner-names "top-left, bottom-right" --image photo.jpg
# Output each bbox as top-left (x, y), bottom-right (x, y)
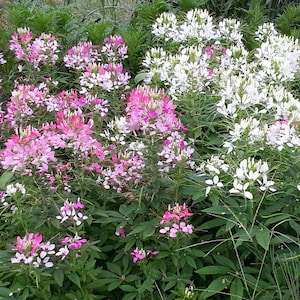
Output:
top-left (144, 45), bottom-right (216, 98)
top-left (100, 116), bottom-right (131, 146)
top-left (255, 23), bottom-right (278, 42)
top-left (229, 158), bottom-right (276, 200)
top-left (152, 9), bottom-right (242, 45)
top-left (0, 182), bottom-right (26, 213)
top-left (144, 9), bottom-right (243, 98)
top-left (255, 34), bottom-right (300, 83)
top-left (223, 88), bottom-right (300, 152)
top-left (56, 198), bottom-right (88, 226)
top-left (197, 155), bottom-right (229, 196)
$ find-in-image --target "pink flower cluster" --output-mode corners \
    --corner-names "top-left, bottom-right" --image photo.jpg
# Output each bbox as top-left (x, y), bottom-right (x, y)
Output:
top-left (1, 125), bottom-right (57, 175)
top-left (3, 83), bottom-right (109, 127)
top-left (0, 109), bottom-right (106, 179)
top-left (157, 131), bottom-right (195, 172)
top-left (5, 83), bottom-right (50, 127)
top-left (97, 148), bottom-right (145, 193)
top-left (56, 233), bottom-right (87, 260)
top-left (56, 198), bottom-right (88, 226)
top-left (11, 232), bottom-right (88, 265)
top-left (80, 62), bottom-right (130, 93)
top-left (125, 86), bottom-right (185, 136)
top-left (101, 35), bottom-right (128, 61)
top-left (130, 247), bottom-right (159, 263)
top-left (11, 233), bottom-right (55, 268)
top-left (63, 35), bottom-right (127, 71)
top-left (46, 90), bottom-right (109, 117)
top-left (64, 41), bottom-right (101, 70)
top-left (159, 203), bottom-right (194, 238)
top-left (9, 28), bottom-right (59, 69)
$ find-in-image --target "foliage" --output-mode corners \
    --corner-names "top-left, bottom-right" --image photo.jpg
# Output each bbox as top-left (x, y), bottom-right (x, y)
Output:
top-left (276, 4), bottom-right (300, 39)
top-left (0, 1), bottom-right (300, 299)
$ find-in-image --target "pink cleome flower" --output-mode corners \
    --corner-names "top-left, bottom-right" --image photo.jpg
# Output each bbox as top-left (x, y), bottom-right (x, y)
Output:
top-left (125, 86), bottom-right (185, 136)
top-left (130, 247), bottom-right (159, 263)
top-left (9, 28), bottom-right (59, 69)
top-left (159, 203), bottom-right (194, 238)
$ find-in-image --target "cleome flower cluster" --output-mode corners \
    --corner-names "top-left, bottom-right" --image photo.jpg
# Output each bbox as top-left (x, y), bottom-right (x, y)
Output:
top-left (11, 197), bottom-right (89, 267)
top-left (159, 203), bottom-right (194, 238)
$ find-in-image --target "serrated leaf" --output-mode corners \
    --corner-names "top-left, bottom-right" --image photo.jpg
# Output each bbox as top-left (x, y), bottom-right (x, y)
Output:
top-left (51, 218), bottom-right (61, 229)
top-left (230, 278), bottom-right (244, 300)
top-left (255, 228), bottom-right (270, 250)
top-left (196, 266), bottom-right (229, 275)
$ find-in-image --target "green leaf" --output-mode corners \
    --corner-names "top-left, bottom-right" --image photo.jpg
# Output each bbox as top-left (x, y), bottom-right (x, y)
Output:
top-left (0, 287), bottom-right (10, 297)
top-left (86, 278), bottom-right (114, 288)
top-left (262, 213), bottom-right (290, 226)
top-left (51, 218), bottom-right (61, 229)
top-left (107, 279), bottom-right (122, 291)
top-left (120, 285), bottom-right (136, 292)
top-left (0, 171), bottom-right (14, 189)
top-left (230, 278), bottom-right (244, 300)
top-left (202, 206), bottom-right (229, 215)
top-left (122, 292), bottom-right (138, 300)
top-left (156, 251), bottom-right (171, 259)
top-left (67, 272), bottom-right (81, 288)
top-left (198, 218), bottom-right (226, 230)
top-left (19, 288), bottom-right (29, 300)
top-left (289, 220), bottom-right (300, 234)
top-left (201, 276), bottom-right (233, 299)
top-left (53, 270), bottom-right (64, 287)
top-left (127, 223), bottom-right (151, 236)
top-left (134, 72), bottom-right (147, 85)
top-left (186, 256), bottom-right (197, 269)
top-left (255, 228), bottom-right (270, 250)
top-left (196, 266), bottom-right (229, 275)
top-left (107, 262), bottom-right (122, 275)
top-left (163, 279), bottom-right (177, 291)
top-left (213, 255), bottom-right (236, 270)
top-left (125, 275), bottom-right (138, 283)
